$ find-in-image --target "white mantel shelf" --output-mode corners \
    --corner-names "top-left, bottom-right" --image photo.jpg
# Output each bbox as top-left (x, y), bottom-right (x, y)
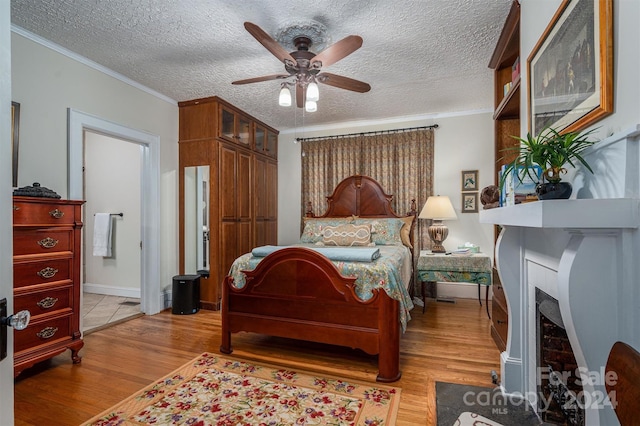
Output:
top-left (479, 198), bottom-right (640, 229)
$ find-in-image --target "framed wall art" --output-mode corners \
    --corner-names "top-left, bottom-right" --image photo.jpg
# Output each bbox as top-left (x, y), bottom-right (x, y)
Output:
top-left (462, 193), bottom-right (478, 213)
top-left (528, 0), bottom-right (613, 136)
top-left (11, 101), bottom-right (20, 188)
top-left (461, 170), bottom-right (478, 192)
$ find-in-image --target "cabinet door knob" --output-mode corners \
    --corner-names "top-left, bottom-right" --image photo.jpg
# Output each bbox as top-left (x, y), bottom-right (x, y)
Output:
top-left (49, 208), bottom-right (65, 219)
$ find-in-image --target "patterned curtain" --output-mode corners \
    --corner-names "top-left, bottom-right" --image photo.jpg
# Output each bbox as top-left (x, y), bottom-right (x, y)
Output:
top-left (300, 128), bottom-right (435, 258)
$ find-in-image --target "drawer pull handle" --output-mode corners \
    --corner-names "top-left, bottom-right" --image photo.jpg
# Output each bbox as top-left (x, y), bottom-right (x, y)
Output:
top-left (13, 205), bottom-right (20, 211)
top-left (37, 237), bottom-right (59, 249)
top-left (49, 208), bottom-right (65, 219)
top-left (36, 327), bottom-right (58, 340)
top-left (37, 267), bottom-right (59, 279)
top-left (497, 320), bottom-right (507, 324)
top-left (37, 297), bottom-right (59, 309)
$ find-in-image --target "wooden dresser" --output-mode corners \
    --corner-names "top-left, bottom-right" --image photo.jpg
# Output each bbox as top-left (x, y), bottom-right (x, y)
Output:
top-left (13, 196), bottom-right (84, 377)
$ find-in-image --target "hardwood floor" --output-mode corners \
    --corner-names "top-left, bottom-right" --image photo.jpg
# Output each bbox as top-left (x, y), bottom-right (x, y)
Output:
top-left (14, 298), bottom-right (501, 425)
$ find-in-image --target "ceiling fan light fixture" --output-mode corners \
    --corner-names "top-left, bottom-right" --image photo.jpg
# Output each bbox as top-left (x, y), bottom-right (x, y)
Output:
top-left (306, 81), bottom-right (319, 102)
top-left (278, 85), bottom-right (292, 107)
top-left (305, 100), bottom-right (317, 112)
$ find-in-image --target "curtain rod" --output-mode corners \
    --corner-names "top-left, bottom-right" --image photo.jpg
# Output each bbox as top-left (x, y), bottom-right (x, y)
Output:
top-left (295, 124), bottom-right (439, 143)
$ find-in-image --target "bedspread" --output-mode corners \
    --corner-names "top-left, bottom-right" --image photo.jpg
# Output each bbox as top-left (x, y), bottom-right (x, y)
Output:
top-left (228, 244), bottom-right (414, 332)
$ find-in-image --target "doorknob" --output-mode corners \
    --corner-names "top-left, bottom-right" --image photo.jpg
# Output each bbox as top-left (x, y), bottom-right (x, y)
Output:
top-left (1, 298), bottom-right (31, 361)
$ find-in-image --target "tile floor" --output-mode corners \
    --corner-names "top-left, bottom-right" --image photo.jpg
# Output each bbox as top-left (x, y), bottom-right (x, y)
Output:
top-left (82, 293), bottom-right (143, 334)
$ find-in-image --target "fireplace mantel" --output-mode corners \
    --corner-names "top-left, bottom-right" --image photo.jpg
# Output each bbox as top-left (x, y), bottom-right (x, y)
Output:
top-left (480, 198), bottom-right (640, 229)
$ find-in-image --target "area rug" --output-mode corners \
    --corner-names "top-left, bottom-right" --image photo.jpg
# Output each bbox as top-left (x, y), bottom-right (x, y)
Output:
top-left (435, 382), bottom-right (542, 426)
top-left (82, 352), bottom-right (401, 425)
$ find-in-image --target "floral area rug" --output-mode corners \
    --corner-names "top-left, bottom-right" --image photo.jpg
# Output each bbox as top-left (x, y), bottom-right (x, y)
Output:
top-left (82, 352), bottom-right (401, 425)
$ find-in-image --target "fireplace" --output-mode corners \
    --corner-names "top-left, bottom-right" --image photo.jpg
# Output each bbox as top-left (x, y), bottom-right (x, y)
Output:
top-left (536, 288), bottom-right (584, 425)
top-left (479, 125), bottom-right (640, 425)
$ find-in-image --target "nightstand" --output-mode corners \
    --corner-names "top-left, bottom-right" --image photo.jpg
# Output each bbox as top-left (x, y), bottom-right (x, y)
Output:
top-left (417, 251), bottom-right (492, 316)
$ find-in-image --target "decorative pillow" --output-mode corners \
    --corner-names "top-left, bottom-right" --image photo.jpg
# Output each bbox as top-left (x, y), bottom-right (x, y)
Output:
top-left (399, 216), bottom-right (414, 248)
top-left (322, 223), bottom-right (373, 246)
top-left (355, 218), bottom-right (405, 246)
top-left (300, 217), bottom-right (355, 243)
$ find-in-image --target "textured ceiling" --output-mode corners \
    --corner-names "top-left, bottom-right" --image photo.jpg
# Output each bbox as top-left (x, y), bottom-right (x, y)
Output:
top-left (10, 0), bottom-right (513, 131)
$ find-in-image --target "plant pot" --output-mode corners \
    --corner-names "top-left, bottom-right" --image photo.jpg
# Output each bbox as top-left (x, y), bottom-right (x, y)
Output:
top-left (536, 182), bottom-right (572, 200)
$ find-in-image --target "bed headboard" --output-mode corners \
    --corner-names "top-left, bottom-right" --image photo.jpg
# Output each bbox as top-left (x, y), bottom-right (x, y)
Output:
top-left (305, 175), bottom-right (416, 219)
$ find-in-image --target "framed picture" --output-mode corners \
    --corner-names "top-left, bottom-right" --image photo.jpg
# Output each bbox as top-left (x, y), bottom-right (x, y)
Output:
top-left (11, 101), bottom-right (20, 188)
top-left (461, 170), bottom-right (478, 191)
top-left (528, 0), bottom-right (613, 136)
top-left (462, 193), bottom-right (478, 213)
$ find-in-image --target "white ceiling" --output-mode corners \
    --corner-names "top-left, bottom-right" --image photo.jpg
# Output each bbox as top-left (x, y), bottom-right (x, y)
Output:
top-left (10, 0), bottom-right (513, 131)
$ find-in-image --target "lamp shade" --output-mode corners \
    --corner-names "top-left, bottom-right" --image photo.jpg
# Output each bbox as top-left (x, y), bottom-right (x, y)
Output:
top-left (305, 100), bottom-right (317, 112)
top-left (278, 86), bottom-right (291, 107)
top-left (418, 196), bottom-right (457, 220)
top-left (306, 81), bottom-right (319, 102)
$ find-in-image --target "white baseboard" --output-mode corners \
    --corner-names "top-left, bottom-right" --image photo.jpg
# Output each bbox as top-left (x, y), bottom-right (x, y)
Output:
top-left (436, 282), bottom-right (492, 301)
top-left (83, 283), bottom-right (141, 299)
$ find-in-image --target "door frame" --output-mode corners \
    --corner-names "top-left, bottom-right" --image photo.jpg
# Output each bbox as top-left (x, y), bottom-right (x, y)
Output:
top-left (68, 109), bottom-right (161, 315)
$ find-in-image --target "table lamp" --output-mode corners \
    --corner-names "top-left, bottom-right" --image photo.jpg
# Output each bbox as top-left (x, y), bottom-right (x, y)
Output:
top-left (419, 195), bottom-right (457, 253)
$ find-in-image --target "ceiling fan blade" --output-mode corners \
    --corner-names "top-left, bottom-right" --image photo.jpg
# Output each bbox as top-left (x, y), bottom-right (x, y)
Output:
top-left (296, 84), bottom-right (306, 108)
top-left (317, 72), bottom-right (371, 93)
top-left (310, 35), bottom-right (363, 68)
top-left (244, 22), bottom-right (297, 66)
top-left (232, 74), bottom-right (290, 85)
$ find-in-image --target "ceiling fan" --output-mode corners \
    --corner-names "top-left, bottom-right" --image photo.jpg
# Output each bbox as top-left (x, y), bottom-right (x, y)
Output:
top-left (232, 22), bottom-right (371, 110)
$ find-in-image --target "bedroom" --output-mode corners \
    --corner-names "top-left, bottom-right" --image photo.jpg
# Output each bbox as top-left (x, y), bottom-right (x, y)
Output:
top-left (2, 0), bottom-right (640, 424)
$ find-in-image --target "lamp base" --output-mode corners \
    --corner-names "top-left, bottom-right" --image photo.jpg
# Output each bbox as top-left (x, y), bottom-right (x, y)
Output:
top-left (430, 243), bottom-right (447, 253)
top-left (428, 220), bottom-right (449, 254)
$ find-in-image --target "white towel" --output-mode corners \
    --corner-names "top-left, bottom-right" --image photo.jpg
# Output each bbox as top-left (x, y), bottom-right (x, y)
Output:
top-left (93, 213), bottom-right (113, 257)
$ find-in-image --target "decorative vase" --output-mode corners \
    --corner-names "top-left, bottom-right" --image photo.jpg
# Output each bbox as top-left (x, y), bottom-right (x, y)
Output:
top-left (536, 181), bottom-right (572, 200)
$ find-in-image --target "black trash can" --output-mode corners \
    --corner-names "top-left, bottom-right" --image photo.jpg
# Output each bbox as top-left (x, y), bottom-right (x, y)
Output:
top-left (172, 274), bottom-right (200, 314)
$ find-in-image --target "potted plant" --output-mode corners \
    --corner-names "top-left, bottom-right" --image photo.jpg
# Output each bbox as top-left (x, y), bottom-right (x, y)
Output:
top-left (499, 127), bottom-right (598, 200)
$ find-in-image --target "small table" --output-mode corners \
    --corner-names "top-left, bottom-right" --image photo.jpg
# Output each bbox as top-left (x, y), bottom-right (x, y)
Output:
top-left (417, 251), bottom-right (492, 317)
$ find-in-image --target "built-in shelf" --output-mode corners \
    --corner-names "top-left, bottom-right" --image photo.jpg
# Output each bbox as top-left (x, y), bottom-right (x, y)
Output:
top-left (493, 76), bottom-right (520, 120)
top-left (479, 198), bottom-right (640, 229)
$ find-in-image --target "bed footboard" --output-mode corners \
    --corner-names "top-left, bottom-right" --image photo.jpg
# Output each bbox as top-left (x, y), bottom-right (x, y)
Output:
top-left (220, 247), bottom-right (401, 382)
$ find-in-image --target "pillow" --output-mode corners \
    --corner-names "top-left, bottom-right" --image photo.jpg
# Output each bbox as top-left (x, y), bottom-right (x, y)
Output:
top-left (300, 217), bottom-right (355, 243)
top-left (322, 223), bottom-right (373, 246)
top-left (399, 216), bottom-right (414, 248)
top-left (355, 218), bottom-right (405, 246)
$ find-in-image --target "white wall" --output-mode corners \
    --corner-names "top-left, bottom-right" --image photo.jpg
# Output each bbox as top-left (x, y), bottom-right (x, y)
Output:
top-left (84, 132), bottom-right (142, 296)
top-left (11, 31), bottom-right (180, 298)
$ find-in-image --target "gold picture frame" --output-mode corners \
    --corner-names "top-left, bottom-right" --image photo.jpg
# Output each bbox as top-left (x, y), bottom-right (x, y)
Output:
top-left (462, 193), bottom-right (478, 213)
top-left (461, 170), bottom-right (478, 191)
top-left (11, 101), bottom-right (20, 188)
top-left (528, 0), bottom-right (613, 136)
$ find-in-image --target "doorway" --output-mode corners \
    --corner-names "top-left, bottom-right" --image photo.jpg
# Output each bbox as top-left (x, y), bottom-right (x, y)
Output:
top-left (68, 109), bottom-right (161, 316)
top-left (83, 131), bottom-right (143, 332)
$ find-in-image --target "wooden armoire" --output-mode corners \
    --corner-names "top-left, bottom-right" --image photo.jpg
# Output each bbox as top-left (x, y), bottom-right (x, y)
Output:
top-left (178, 96), bottom-right (278, 310)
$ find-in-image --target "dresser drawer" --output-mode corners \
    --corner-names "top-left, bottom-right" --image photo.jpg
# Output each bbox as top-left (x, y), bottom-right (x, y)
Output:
top-left (492, 281), bottom-right (507, 307)
top-left (14, 315), bottom-right (73, 354)
top-left (13, 201), bottom-right (76, 225)
top-left (14, 257), bottom-right (72, 289)
top-left (491, 301), bottom-right (508, 346)
top-left (14, 286), bottom-right (72, 317)
top-left (14, 229), bottom-right (73, 256)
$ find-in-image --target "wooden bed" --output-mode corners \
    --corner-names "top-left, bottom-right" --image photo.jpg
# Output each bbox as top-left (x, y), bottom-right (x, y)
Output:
top-left (219, 175), bottom-right (416, 382)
